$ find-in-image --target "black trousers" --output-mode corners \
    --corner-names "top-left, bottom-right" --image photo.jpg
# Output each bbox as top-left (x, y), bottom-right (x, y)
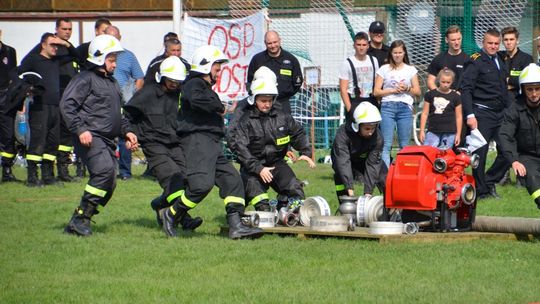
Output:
top-left (240, 159), bottom-right (304, 207)
top-left (516, 154), bottom-right (540, 204)
top-left (473, 107), bottom-right (510, 195)
top-left (27, 103), bottom-right (59, 161)
top-left (79, 137), bottom-right (117, 207)
top-left (57, 116), bottom-right (74, 163)
top-left (143, 142), bottom-right (186, 203)
top-left (0, 89), bottom-right (17, 164)
top-left (180, 132), bottom-right (245, 213)
top-left (333, 159), bottom-right (387, 199)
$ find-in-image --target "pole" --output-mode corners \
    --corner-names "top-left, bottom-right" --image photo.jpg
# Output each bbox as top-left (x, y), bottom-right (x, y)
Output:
top-left (173, 0), bottom-right (182, 35)
top-left (310, 85), bottom-right (316, 161)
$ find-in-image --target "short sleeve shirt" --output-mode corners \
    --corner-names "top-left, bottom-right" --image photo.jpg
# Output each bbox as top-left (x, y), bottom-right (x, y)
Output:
top-left (376, 63), bottom-right (418, 105)
top-left (424, 89), bottom-right (461, 133)
top-left (338, 55), bottom-right (379, 98)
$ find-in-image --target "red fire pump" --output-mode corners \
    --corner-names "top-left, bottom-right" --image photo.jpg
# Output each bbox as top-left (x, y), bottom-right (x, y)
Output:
top-left (385, 146), bottom-right (479, 232)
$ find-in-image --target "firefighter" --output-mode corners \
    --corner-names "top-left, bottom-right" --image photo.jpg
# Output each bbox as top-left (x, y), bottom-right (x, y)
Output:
top-left (159, 45), bottom-right (263, 239)
top-left (123, 56), bottom-right (202, 231)
top-left (499, 63), bottom-right (540, 210)
top-left (331, 102), bottom-right (387, 200)
top-left (232, 68), bottom-right (315, 212)
top-left (61, 35), bottom-right (139, 236)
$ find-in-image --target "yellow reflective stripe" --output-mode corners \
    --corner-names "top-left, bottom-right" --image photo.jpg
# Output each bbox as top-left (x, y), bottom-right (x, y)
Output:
top-left (531, 189), bottom-right (540, 200)
top-left (85, 184), bottom-right (107, 198)
top-left (167, 190), bottom-right (185, 203)
top-left (58, 145), bottom-right (73, 152)
top-left (510, 70), bottom-right (522, 76)
top-left (224, 196), bottom-right (245, 206)
top-left (42, 154), bottom-right (56, 161)
top-left (280, 69), bottom-right (292, 76)
top-left (26, 154), bottom-right (43, 161)
top-left (336, 184), bottom-right (345, 191)
top-left (1, 152), bottom-right (15, 159)
top-left (276, 135), bottom-right (290, 145)
top-left (180, 193), bottom-right (197, 209)
top-left (249, 193), bottom-right (269, 206)
top-left (169, 205), bottom-right (177, 215)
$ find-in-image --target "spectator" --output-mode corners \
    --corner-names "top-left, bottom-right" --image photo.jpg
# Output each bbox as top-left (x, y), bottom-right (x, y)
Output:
top-left (76, 18), bottom-right (111, 69)
top-left (419, 68), bottom-right (462, 150)
top-left (460, 28), bottom-right (509, 200)
top-left (104, 25), bottom-right (144, 181)
top-left (499, 26), bottom-right (533, 104)
top-left (499, 63), bottom-right (540, 210)
top-left (373, 40), bottom-right (421, 167)
top-left (426, 25), bottom-right (468, 90)
top-left (339, 31), bottom-right (380, 121)
top-left (367, 21), bottom-right (389, 67)
top-left (144, 32), bottom-right (190, 86)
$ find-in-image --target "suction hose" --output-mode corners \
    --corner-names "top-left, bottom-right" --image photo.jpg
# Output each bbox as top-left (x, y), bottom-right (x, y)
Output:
top-left (472, 216), bottom-right (540, 235)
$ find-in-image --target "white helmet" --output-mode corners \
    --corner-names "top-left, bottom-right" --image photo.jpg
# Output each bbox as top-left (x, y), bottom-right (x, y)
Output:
top-left (247, 77), bottom-right (278, 105)
top-left (351, 102), bottom-right (381, 132)
top-left (155, 56), bottom-right (187, 83)
top-left (190, 45), bottom-right (228, 74)
top-left (253, 66), bottom-right (277, 84)
top-left (519, 63), bottom-right (540, 93)
top-left (87, 34), bottom-right (123, 66)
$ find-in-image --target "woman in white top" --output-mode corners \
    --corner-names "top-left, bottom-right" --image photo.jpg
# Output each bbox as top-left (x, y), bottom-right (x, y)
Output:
top-left (373, 40), bottom-right (421, 167)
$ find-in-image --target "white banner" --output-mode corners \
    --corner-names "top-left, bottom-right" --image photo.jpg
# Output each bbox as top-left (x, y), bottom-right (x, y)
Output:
top-left (182, 11), bottom-right (266, 101)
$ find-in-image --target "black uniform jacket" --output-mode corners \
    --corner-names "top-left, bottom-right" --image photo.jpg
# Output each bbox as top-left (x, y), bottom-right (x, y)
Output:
top-left (177, 74), bottom-right (225, 139)
top-left (246, 48), bottom-right (303, 100)
top-left (123, 83), bottom-right (180, 145)
top-left (331, 124), bottom-right (384, 194)
top-left (234, 105), bottom-right (311, 175)
top-left (498, 48), bottom-right (533, 90)
top-left (499, 95), bottom-right (540, 163)
top-left (60, 69), bottom-right (131, 141)
top-left (460, 49), bottom-right (509, 116)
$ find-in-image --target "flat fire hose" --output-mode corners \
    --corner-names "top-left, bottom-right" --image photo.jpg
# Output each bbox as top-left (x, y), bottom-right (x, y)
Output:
top-left (356, 195), bottom-right (385, 227)
top-left (299, 196), bottom-right (331, 226)
top-left (310, 216), bottom-right (351, 232)
top-left (473, 216), bottom-right (540, 235)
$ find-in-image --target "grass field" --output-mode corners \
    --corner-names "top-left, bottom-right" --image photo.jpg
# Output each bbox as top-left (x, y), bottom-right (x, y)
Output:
top-left (1, 158), bottom-right (539, 303)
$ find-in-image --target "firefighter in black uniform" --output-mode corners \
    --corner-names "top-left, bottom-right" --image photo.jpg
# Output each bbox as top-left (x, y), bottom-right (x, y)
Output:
top-left (460, 28), bottom-right (509, 200)
top-left (246, 30), bottom-right (303, 115)
top-left (0, 37), bottom-right (18, 182)
top-left (499, 26), bottom-right (533, 104)
top-left (159, 45), bottom-right (263, 239)
top-left (16, 33), bottom-right (79, 187)
top-left (499, 63), bottom-right (540, 210)
top-left (232, 68), bottom-right (315, 211)
top-left (61, 35), bottom-right (138, 236)
top-left (331, 102), bottom-right (387, 200)
top-left (123, 56), bottom-right (202, 231)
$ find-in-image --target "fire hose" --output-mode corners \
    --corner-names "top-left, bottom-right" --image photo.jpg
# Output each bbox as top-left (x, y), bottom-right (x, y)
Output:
top-left (472, 216), bottom-right (540, 235)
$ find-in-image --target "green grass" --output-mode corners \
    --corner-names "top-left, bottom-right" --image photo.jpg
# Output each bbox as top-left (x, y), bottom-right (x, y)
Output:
top-left (1, 158), bottom-right (539, 303)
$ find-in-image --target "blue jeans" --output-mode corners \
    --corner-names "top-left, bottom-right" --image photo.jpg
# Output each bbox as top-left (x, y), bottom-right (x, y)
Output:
top-left (424, 131), bottom-right (455, 150)
top-left (380, 102), bottom-right (413, 167)
top-left (118, 138), bottom-right (132, 178)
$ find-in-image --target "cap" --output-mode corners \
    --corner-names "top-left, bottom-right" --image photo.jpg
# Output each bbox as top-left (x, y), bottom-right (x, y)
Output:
top-left (369, 21), bottom-right (386, 34)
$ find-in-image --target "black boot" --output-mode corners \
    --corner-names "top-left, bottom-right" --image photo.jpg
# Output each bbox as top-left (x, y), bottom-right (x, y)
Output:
top-left (75, 157), bottom-right (86, 178)
top-left (179, 213), bottom-right (203, 231)
top-left (227, 212), bottom-right (264, 240)
top-left (57, 152), bottom-right (74, 182)
top-left (42, 160), bottom-right (61, 185)
top-left (65, 201), bottom-right (98, 236)
top-left (26, 160), bottom-right (43, 187)
top-left (2, 163), bottom-right (19, 182)
top-left (159, 203), bottom-right (188, 237)
top-left (254, 200), bottom-right (271, 212)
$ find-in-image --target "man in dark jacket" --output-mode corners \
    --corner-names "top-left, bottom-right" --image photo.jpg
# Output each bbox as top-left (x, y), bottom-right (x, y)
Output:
top-left (331, 102), bottom-right (387, 200)
top-left (123, 56), bottom-right (202, 231)
top-left (0, 36), bottom-right (18, 182)
top-left (159, 45), bottom-right (263, 239)
top-left (499, 63), bottom-right (540, 210)
top-left (232, 69), bottom-right (315, 212)
top-left (61, 35), bottom-right (138, 236)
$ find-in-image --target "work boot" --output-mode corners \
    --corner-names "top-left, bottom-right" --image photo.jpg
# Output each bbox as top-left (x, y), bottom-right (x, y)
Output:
top-left (42, 160), bottom-right (61, 186)
top-left (2, 164), bottom-right (19, 182)
top-left (254, 200), bottom-right (271, 212)
top-left (57, 151), bottom-right (75, 182)
top-left (159, 205), bottom-right (187, 237)
top-left (65, 202), bottom-right (98, 236)
top-left (26, 160), bottom-right (43, 188)
top-left (227, 212), bottom-right (264, 240)
top-left (150, 196), bottom-right (166, 227)
top-left (179, 213), bottom-right (203, 231)
top-left (75, 158), bottom-right (86, 178)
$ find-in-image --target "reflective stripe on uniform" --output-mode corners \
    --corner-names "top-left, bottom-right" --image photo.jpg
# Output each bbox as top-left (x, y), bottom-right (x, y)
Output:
top-left (58, 145), bottom-right (73, 152)
top-left (180, 193), bottom-right (197, 209)
top-left (1, 152), bottom-right (15, 159)
top-left (249, 193), bottom-right (269, 206)
top-left (224, 196), bottom-right (245, 206)
top-left (276, 135), bottom-right (290, 145)
top-left (510, 70), bottom-right (522, 77)
top-left (85, 184), bottom-right (107, 198)
top-left (167, 190), bottom-right (185, 203)
top-left (26, 154), bottom-right (43, 162)
top-left (531, 189), bottom-right (540, 200)
top-left (43, 154), bottom-right (56, 161)
top-left (335, 184), bottom-right (345, 191)
top-left (280, 69), bottom-right (292, 76)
